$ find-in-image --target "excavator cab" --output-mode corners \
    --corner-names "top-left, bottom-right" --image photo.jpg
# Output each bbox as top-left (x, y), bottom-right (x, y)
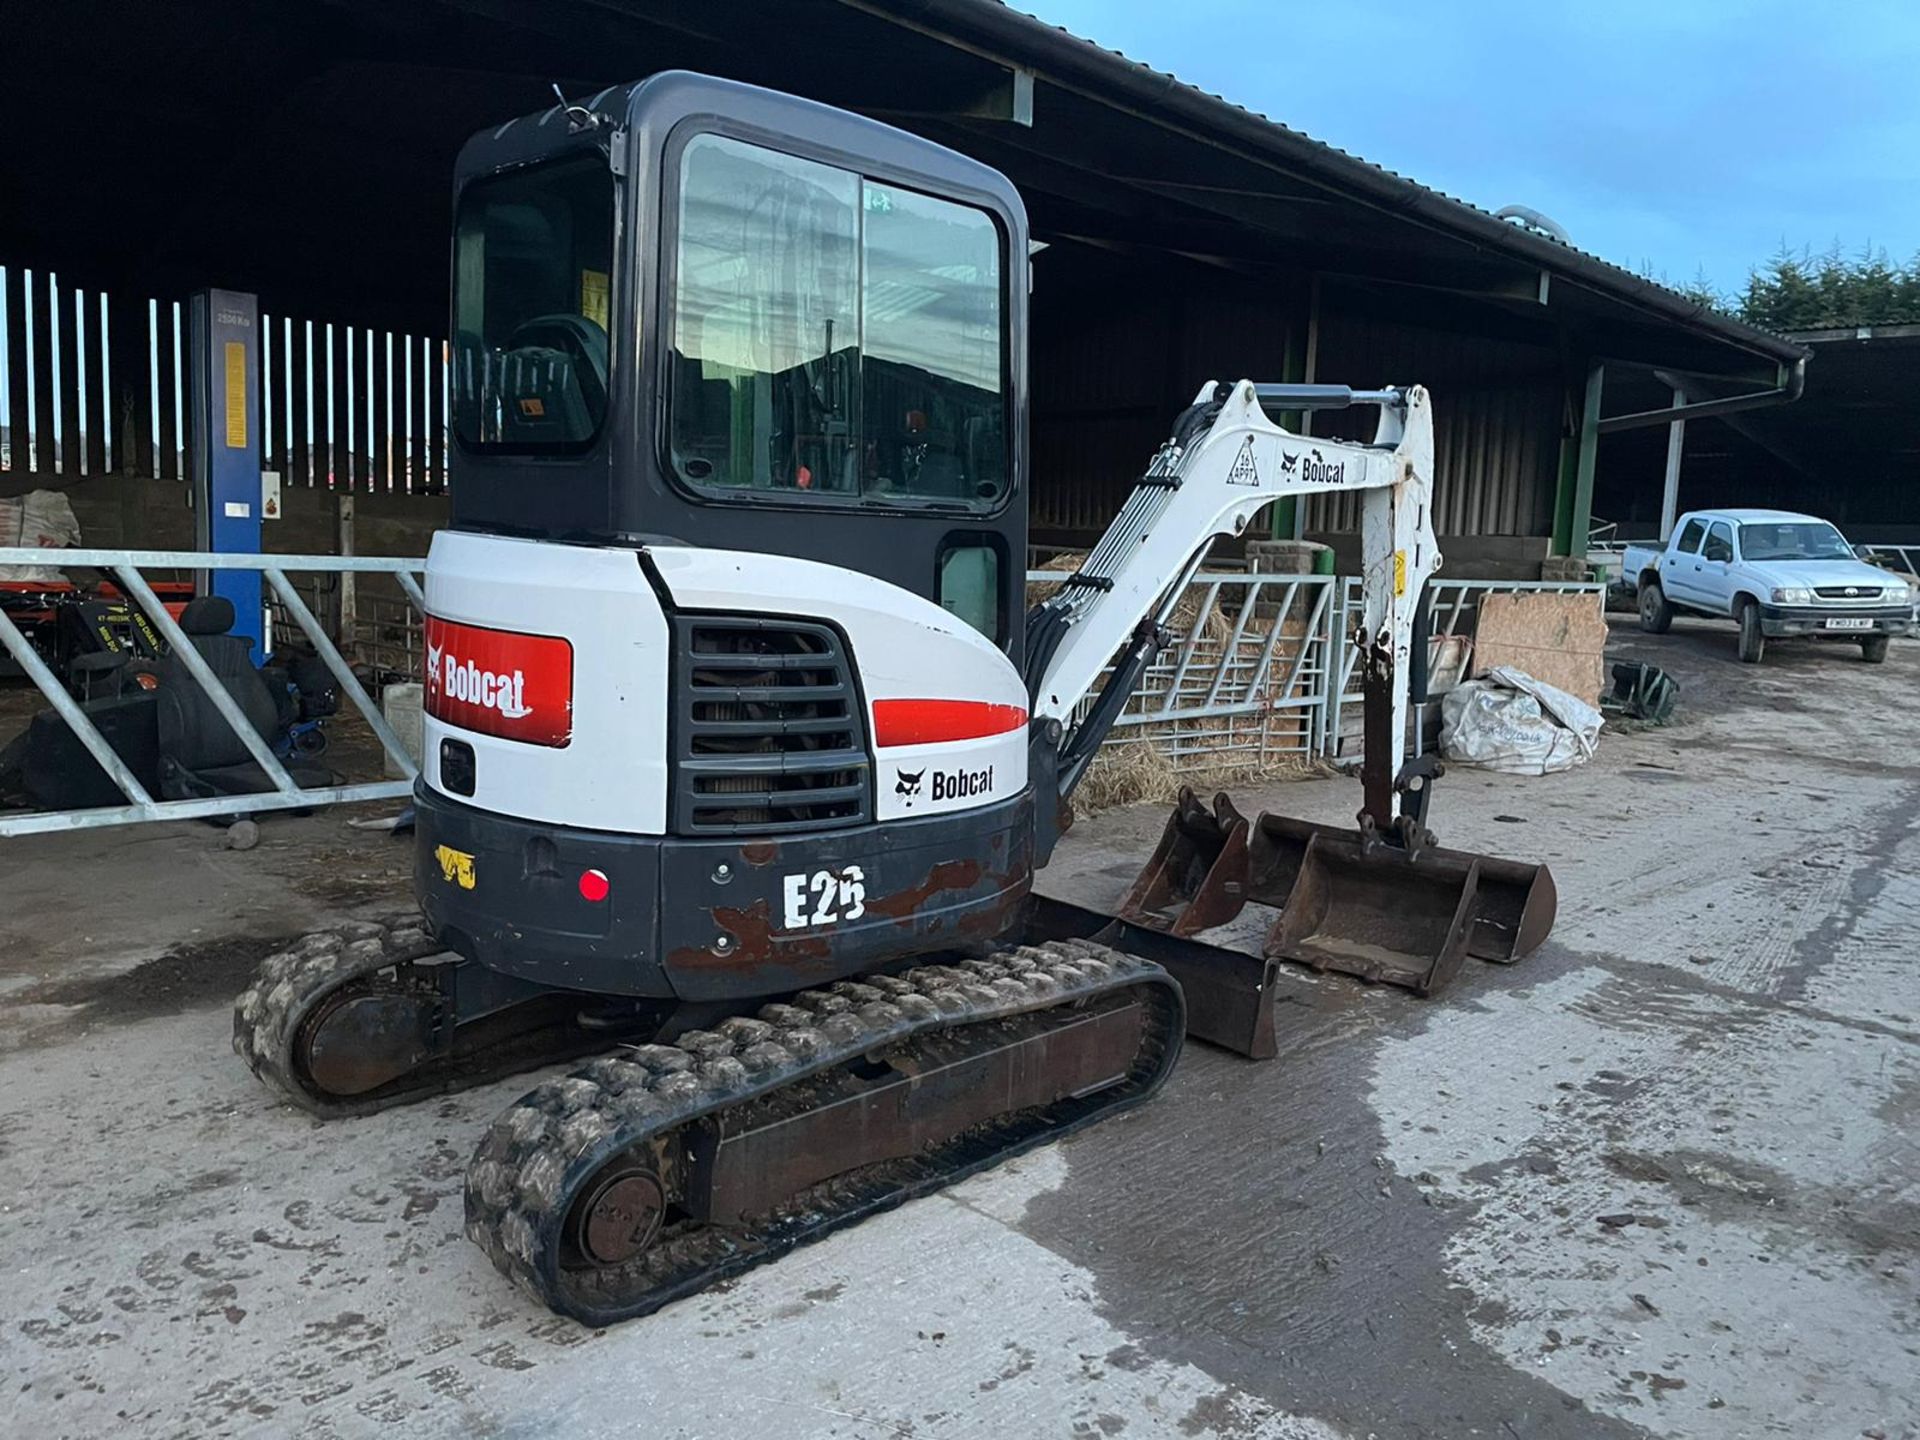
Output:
top-left (447, 72), bottom-right (1029, 658)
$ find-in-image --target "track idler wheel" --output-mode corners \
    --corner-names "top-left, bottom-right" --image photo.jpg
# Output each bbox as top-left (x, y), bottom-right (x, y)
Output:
top-left (297, 984), bottom-right (443, 1098)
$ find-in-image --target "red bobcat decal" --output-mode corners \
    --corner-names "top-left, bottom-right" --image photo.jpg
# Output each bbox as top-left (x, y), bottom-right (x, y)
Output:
top-left (424, 616), bottom-right (573, 747)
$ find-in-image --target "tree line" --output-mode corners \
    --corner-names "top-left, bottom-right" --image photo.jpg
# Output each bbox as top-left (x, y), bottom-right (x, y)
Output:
top-left (1671, 245), bottom-right (1920, 330)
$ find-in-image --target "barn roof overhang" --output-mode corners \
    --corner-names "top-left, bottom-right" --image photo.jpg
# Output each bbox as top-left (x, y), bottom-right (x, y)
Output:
top-left (3, 0), bottom-right (1804, 389)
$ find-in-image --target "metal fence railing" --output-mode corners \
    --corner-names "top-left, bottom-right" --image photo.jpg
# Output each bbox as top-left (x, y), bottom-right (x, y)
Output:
top-left (0, 548), bottom-right (424, 836)
top-left (1113, 573), bottom-right (1335, 766)
top-left (2, 552), bottom-right (1616, 836)
top-left (1028, 569), bottom-right (1606, 767)
top-left (276, 575), bottom-right (423, 686)
top-left (0, 262), bottom-right (451, 493)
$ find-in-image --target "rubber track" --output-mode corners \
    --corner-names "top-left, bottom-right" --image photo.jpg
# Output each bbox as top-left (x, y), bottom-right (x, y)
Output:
top-left (232, 914), bottom-right (460, 1117)
top-left (465, 938), bottom-right (1184, 1327)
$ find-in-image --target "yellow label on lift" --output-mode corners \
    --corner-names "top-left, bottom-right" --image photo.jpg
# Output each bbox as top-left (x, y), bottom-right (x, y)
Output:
top-left (580, 268), bottom-right (610, 331)
top-left (223, 342), bottom-right (248, 449)
top-left (435, 844), bottom-right (477, 890)
top-left (1393, 550), bottom-right (1407, 597)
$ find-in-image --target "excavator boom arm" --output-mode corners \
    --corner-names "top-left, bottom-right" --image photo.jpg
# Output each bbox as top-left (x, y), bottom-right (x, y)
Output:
top-left (1030, 380), bottom-right (1439, 818)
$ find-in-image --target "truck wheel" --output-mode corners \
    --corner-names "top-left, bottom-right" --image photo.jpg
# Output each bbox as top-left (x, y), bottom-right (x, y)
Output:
top-left (1638, 581), bottom-right (1674, 634)
top-left (1861, 635), bottom-right (1889, 664)
top-left (1737, 600), bottom-right (1766, 663)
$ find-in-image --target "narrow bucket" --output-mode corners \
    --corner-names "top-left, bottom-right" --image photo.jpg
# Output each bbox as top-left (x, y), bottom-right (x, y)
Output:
top-left (1118, 789), bottom-right (1252, 936)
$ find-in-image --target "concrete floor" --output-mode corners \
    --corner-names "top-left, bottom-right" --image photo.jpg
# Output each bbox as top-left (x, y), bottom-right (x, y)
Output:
top-left (0, 616), bottom-right (1914, 1439)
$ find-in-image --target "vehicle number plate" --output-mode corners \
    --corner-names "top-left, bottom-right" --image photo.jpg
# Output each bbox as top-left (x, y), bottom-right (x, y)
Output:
top-left (1823, 617), bottom-right (1872, 630)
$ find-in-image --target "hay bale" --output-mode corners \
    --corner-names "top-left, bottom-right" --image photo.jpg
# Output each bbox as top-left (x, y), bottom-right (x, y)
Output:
top-left (1072, 741), bottom-right (1330, 815)
top-left (1028, 551), bottom-right (1234, 644)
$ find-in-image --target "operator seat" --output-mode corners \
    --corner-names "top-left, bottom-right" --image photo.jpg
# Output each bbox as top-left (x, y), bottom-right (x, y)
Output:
top-left (155, 596), bottom-right (331, 800)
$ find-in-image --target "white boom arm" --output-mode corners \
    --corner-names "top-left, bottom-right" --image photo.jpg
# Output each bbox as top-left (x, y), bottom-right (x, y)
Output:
top-left (1031, 379), bottom-right (1439, 820)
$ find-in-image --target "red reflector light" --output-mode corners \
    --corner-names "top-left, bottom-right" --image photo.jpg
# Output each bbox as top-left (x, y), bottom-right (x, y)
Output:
top-left (578, 868), bottom-right (610, 903)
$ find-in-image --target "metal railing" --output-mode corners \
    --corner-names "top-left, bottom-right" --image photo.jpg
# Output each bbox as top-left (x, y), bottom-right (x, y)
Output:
top-left (3, 552), bottom-right (1615, 836)
top-left (0, 548), bottom-right (425, 836)
top-left (1113, 573), bottom-right (1335, 765)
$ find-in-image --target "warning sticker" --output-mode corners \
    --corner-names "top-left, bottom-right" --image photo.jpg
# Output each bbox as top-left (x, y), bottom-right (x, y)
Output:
top-left (1226, 435), bottom-right (1260, 486)
top-left (580, 268), bottom-right (610, 331)
top-left (223, 342), bottom-right (248, 449)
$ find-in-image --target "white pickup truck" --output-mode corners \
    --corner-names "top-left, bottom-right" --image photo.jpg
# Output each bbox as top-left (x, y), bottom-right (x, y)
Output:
top-left (1623, 508), bottom-right (1915, 664)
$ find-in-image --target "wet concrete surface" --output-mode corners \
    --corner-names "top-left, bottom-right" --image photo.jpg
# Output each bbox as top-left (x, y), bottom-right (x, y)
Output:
top-left (0, 619), bottom-right (1915, 1438)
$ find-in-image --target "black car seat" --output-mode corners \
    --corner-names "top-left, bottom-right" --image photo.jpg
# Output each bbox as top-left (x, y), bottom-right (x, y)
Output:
top-left (155, 595), bottom-right (332, 799)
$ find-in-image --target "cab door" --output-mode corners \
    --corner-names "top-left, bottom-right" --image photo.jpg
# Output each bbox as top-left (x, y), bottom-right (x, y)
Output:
top-left (1663, 516), bottom-right (1708, 605)
top-left (1695, 520), bottom-right (1738, 613)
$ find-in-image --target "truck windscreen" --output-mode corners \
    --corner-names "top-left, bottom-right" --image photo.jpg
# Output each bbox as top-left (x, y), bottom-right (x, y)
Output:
top-left (1740, 522), bottom-right (1853, 561)
top-left (453, 156), bottom-right (614, 454)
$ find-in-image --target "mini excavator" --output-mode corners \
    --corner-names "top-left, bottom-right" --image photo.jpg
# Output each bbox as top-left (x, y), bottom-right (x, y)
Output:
top-left (234, 72), bottom-right (1554, 1325)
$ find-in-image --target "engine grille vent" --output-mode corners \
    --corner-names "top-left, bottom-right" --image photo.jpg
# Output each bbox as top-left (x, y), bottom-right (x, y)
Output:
top-left (671, 616), bottom-right (870, 835)
top-left (1813, 585), bottom-right (1882, 601)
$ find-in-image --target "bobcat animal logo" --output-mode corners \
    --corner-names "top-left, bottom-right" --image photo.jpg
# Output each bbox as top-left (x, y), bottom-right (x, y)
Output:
top-left (426, 641), bottom-right (443, 688)
top-left (895, 769), bottom-right (925, 806)
top-left (1277, 451), bottom-right (1300, 476)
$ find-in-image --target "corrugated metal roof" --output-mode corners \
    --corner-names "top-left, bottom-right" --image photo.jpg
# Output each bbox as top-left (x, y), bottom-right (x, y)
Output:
top-left (880, 0), bottom-right (1807, 365)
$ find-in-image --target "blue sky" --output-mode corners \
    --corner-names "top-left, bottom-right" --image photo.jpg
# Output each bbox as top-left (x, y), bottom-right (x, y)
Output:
top-left (1019, 1), bottom-right (1920, 294)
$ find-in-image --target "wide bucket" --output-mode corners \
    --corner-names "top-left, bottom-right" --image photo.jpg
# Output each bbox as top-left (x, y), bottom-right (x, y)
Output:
top-left (1245, 813), bottom-right (1556, 965)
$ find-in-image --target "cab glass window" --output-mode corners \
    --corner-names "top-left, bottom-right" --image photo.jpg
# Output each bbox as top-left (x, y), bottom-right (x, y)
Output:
top-left (1704, 521), bottom-right (1735, 563)
top-left (452, 156), bottom-right (614, 452)
top-left (1739, 521), bottom-right (1852, 560)
top-left (1675, 518), bottom-right (1707, 554)
top-left (861, 183), bottom-right (1005, 503)
top-left (668, 134), bottom-right (1006, 508)
top-left (937, 538), bottom-right (1004, 643)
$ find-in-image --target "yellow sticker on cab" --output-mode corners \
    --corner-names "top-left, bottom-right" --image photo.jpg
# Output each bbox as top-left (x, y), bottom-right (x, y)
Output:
top-left (1393, 550), bottom-right (1407, 597)
top-left (435, 844), bottom-right (477, 890)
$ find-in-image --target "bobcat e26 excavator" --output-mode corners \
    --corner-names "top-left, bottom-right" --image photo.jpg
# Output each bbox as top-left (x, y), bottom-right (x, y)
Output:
top-left (232, 71), bottom-right (1555, 1325)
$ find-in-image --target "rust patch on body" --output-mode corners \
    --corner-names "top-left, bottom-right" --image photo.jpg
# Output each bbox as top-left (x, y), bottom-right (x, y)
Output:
top-left (665, 898), bottom-right (832, 973)
top-left (862, 859), bottom-right (987, 921)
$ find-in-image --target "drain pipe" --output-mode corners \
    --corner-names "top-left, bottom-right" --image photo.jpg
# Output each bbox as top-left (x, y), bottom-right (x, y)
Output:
top-left (1595, 356), bottom-right (1806, 434)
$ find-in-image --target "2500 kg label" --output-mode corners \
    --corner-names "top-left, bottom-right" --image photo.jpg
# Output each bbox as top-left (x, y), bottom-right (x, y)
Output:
top-left (781, 866), bottom-right (867, 930)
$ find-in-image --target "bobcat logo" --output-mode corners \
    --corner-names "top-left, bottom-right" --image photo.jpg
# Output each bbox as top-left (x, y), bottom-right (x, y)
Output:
top-left (1277, 451), bottom-right (1300, 476)
top-left (426, 641), bottom-right (443, 685)
top-left (894, 769), bottom-right (925, 807)
top-left (1302, 448), bottom-right (1347, 485)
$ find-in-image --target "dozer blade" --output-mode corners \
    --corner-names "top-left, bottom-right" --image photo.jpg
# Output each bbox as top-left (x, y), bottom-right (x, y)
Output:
top-left (1025, 893), bottom-right (1277, 1060)
top-left (1118, 788), bottom-right (1557, 996)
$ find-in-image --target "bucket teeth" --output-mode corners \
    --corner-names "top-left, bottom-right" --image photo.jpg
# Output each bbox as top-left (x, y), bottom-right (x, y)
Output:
top-left (1116, 790), bottom-right (1557, 996)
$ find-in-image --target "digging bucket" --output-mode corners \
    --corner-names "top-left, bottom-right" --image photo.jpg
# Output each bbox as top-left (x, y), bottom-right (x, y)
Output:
top-left (1263, 830), bottom-right (1480, 995)
top-left (1244, 813), bottom-right (1556, 965)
